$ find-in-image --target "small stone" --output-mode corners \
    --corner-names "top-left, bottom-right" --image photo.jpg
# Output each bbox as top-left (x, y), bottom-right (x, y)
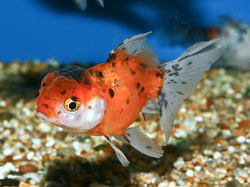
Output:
top-left (235, 128), bottom-right (246, 137)
top-left (206, 128), bottom-right (220, 138)
top-left (22, 172), bottom-right (41, 183)
top-left (228, 146), bottom-right (235, 153)
top-left (168, 181), bottom-right (176, 187)
top-left (213, 151), bottom-right (222, 159)
top-left (238, 120), bottom-right (250, 128)
top-left (19, 164), bottom-right (37, 173)
top-left (215, 168), bottom-right (227, 179)
top-left (236, 136), bottom-right (246, 143)
top-left (37, 122), bottom-right (52, 133)
top-left (4, 155), bottom-right (13, 162)
top-left (224, 179), bottom-right (241, 187)
top-left (170, 172), bottom-right (180, 180)
top-left (186, 169), bottom-right (194, 177)
top-left (198, 182), bottom-right (212, 187)
top-left (158, 181), bottom-right (169, 187)
top-left (45, 140), bottom-right (55, 147)
top-left (27, 151), bottom-right (34, 160)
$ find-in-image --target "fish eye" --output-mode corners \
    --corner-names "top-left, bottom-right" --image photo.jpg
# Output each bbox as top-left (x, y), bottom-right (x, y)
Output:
top-left (64, 97), bottom-right (81, 112)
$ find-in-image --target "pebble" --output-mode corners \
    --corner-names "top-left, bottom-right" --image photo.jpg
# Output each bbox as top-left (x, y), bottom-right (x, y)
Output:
top-left (228, 146), bottom-right (235, 153)
top-left (213, 151), bottom-right (222, 159)
top-left (168, 181), bottom-right (176, 187)
top-left (224, 179), bottom-right (241, 187)
top-left (22, 172), bottom-right (42, 183)
top-left (186, 169), bottom-right (194, 177)
top-left (206, 128), bottom-right (219, 138)
top-left (45, 140), bottom-right (55, 147)
top-left (19, 164), bottom-right (37, 173)
top-left (158, 181), bottom-right (169, 187)
top-left (236, 136), bottom-right (246, 143)
top-left (27, 151), bottom-right (35, 160)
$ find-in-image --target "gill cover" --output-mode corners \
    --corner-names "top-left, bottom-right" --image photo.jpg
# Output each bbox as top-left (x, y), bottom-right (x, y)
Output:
top-left (36, 66), bottom-right (106, 133)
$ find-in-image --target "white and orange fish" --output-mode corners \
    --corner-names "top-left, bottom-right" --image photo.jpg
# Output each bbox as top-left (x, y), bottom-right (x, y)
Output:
top-left (73, 0), bottom-right (104, 11)
top-left (36, 32), bottom-right (223, 166)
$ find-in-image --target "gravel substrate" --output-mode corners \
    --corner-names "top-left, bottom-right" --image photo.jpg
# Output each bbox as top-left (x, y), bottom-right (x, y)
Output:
top-left (1, 60), bottom-right (250, 187)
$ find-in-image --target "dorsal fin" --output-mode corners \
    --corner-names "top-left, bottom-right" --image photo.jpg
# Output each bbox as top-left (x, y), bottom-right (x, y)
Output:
top-left (106, 32), bottom-right (160, 69)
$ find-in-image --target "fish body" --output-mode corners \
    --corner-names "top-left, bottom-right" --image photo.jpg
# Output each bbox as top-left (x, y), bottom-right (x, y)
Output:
top-left (73, 0), bottom-right (104, 11)
top-left (36, 32), bottom-right (224, 166)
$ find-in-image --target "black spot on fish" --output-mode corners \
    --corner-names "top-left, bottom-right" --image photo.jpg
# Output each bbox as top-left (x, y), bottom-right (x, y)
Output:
top-left (84, 79), bottom-right (91, 86)
top-left (140, 63), bottom-right (147, 69)
top-left (181, 82), bottom-right (187, 84)
top-left (109, 88), bottom-right (114, 98)
top-left (61, 90), bottom-right (66, 95)
top-left (125, 57), bottom-right (129, 61)
top-left (127, 133), bottom-right (131, 137)
top-left (146, 146), bottom-right (152, 149)
top-left (96, 71), bottom-right (103, 78)
top-left (130, 69), bottom-right (136, 75)
top-left (42, 82), bottom-right (47, 87)
top-left (141, 87), bottom-right (144, 93)
top-left (106, 53), bottom-right (117, 63)
top-left (156, 72), bottom-right (163, 79)
top-left (57, 111), bottom-right (62, 115)
top-left (88, 69), bottom-right (93, 75)
top-left (57, 65), bottom-right (84, 83)
top-left (177, 91), bottom-right (184, 95)
top-left (112, 62), bottom-right (116, 67)
top-left (103, 89), bottom-right (106, 93)
top-left (42, 104), bottom-right (49, 109)
top-left (135, 82), bottom-right (140, 89)
top-left (126, 99), bottom-right (129, 104)
top-left (88, 106), bottom-right (92, 110)
top-left (187, 61), bottom-right (193, 65)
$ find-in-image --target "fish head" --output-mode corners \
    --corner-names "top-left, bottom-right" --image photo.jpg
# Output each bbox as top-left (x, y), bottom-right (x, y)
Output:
top-left (36, 66), bottom-right (106, 133)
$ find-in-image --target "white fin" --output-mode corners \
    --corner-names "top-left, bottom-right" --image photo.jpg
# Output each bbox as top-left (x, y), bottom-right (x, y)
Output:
top-left (141, 99), bottom-right (158, 114)
top-left (73, 0), bottom-right (87, 11)
top-left (112, 135), bottom-right (129, 144)
top-left (142, 113), bottom-right (151, 121)
top-left (96, 0), bottom-right (104, 8)
top-left (115, 127), bottom-right (164, 158)
top-left (158, 38), bottom-right (224, 144)
top-left (107, 32), bottom-right (160, 69)
top-left (104, 135), bottom-right (129, 167)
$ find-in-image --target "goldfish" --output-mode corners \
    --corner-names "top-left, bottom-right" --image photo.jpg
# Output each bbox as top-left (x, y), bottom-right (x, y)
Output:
top-left (73, 0), bottom-right (104, 11)
top-left (36, 32), bottom-right (223, 166)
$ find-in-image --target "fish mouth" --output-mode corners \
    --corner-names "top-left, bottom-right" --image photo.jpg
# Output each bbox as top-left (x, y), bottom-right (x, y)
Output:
top-left (36, 112), bottom-right (57, 124)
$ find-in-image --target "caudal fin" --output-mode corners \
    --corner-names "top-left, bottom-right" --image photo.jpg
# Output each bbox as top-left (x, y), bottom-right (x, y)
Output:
top-left (157, 38), bottom-right (224, 144)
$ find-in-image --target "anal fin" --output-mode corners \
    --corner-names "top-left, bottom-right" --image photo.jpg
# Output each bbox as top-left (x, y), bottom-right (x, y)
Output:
top-left (96, 125), bottom-right (129, 167)
top-left (114, 127), bottom-right (163, 158)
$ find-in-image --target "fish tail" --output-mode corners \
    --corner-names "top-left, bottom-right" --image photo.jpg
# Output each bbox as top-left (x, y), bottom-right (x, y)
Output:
top-left (143, 37), bottom-right (224, 144)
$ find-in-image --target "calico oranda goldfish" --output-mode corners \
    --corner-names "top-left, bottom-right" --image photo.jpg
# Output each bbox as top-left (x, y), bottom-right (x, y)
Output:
top-left (73, 0), bottom-right (104, 11)
top-left (36, 32), bottom-right (223, 166)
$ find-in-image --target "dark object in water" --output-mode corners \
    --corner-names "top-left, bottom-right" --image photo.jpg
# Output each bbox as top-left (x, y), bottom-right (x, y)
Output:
top-left (0, 179), bottom-right (20, 187)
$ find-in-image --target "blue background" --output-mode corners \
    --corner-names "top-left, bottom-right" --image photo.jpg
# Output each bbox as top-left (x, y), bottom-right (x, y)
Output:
top-left (0, 0), bottom-right (250, 64)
